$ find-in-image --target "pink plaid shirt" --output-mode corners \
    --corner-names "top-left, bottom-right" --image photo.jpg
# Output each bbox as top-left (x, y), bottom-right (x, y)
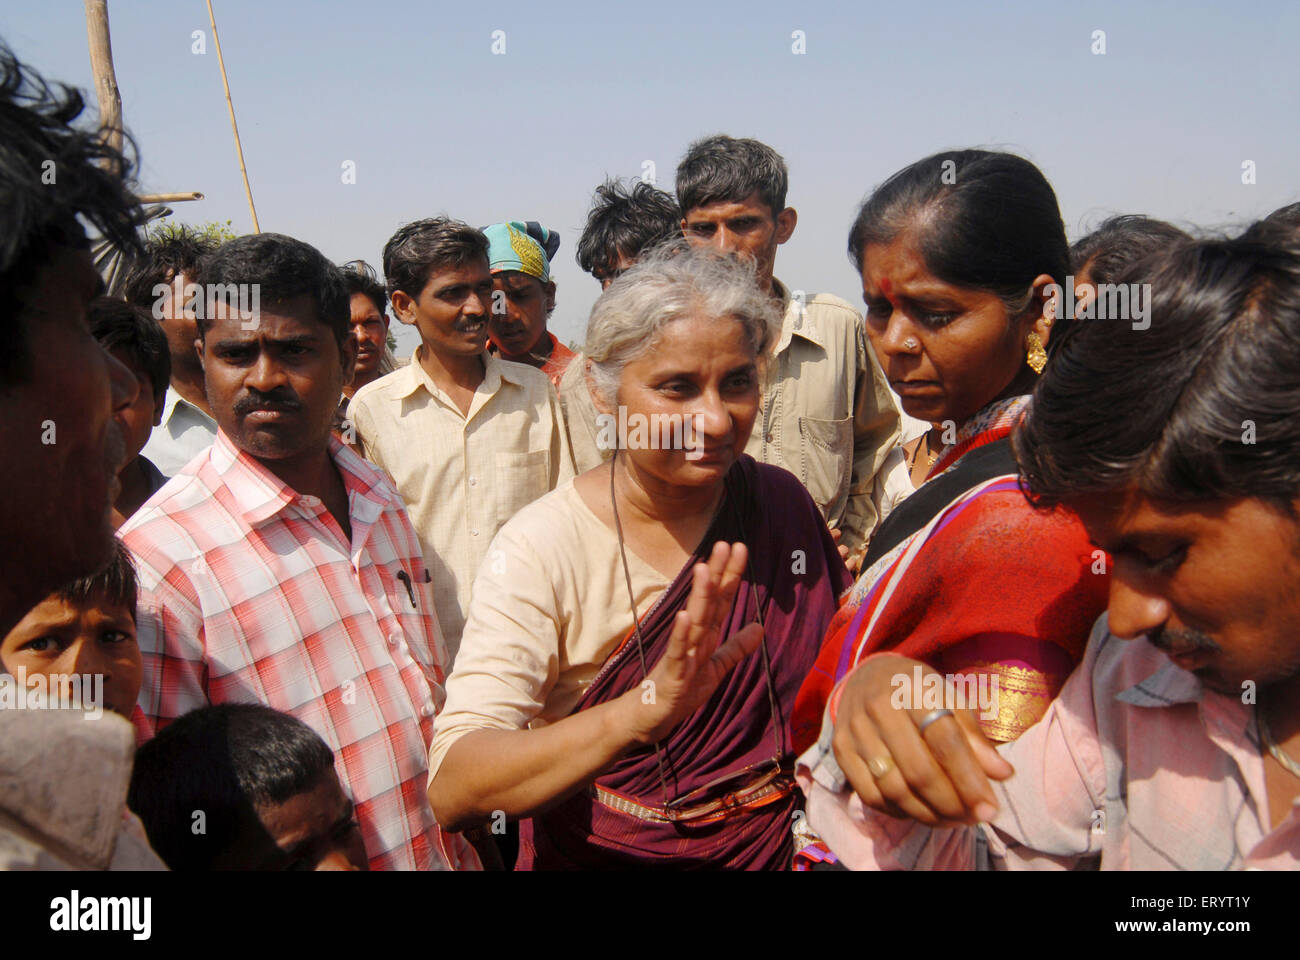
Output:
top-left (799, 615), bottom-right (1300, 869)
top-left (120, 430), bottom-right (479, 871)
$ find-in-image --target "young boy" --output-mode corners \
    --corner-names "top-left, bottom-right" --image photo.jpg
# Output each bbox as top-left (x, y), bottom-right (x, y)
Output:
top-left (89, 296), bottom-right (172, 528)
top-left (348, 217), bottom-right (574, 656)
top-left (1, 538), bottom-right (143, 719)
top-left (127, 702), bottom-right (369, 871)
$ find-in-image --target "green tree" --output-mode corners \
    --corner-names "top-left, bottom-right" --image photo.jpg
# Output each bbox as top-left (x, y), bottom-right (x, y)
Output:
top-left (148, 219), bottom-right (239, 245)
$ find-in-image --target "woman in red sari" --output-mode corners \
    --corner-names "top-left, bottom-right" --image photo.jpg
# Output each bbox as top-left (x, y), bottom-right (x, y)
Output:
top-left (428, 244), bottom-right (850, 869)
top-left (793, 151), bottom-right (1110, 867)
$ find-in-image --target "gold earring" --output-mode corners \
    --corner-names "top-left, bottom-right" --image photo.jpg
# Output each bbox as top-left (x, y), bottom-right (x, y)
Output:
top-left (1026, 332), bottom-right (1047, 374)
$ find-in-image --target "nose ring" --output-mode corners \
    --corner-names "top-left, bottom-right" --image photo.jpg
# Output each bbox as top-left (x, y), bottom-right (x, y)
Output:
top-left (904, 337), bottom-right (919, 350)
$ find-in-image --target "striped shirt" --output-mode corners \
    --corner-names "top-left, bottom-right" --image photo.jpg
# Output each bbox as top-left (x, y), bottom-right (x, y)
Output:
top-left (120, 429), bottom-right (479, 871)
top-left (799, 614), bottom-right (1300, 869)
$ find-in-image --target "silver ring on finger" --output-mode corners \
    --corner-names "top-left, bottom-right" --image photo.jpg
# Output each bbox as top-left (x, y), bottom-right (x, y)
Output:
top-left (916, 708), bottom-right (954, 733)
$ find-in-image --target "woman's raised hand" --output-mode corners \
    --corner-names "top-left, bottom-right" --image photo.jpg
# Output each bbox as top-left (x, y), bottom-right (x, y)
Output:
top-left (622, 541), bottom-right (764, 747)
top-left (832, 654), bottom-right (1014, 827)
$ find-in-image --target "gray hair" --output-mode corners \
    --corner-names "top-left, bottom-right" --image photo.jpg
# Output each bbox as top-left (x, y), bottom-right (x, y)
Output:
top-left (582, 242), bottom-right (781, 407)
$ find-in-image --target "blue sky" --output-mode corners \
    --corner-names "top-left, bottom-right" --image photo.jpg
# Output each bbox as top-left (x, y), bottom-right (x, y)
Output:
top-left (4, 1), bottom-right (1297, 352)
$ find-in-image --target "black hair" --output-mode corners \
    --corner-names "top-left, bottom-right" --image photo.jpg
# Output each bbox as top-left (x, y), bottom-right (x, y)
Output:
top-left (1241, 201), bottom-right (1300, 244)
top-left (127, 703), bottom-right (338, 871)
top-left (194, 233), bottom-right (349, 348)
top-left (382, 217), bottom-right (487, 300)
top-left (339, 259), bottom-right (387, 316)
top-left (89, 296), bottom-right (171, 407)
top-left (0, 43), bottom-right (146, 386)
top-left (576, 178), bottom-right (681, 280)
top-left (848, 149), bottom-right (1072, 348)
top-left (1070, 215), bottom-right (1192, 286)
top-left (675, 135), bottom-right (788, 217)
top-left (119, 224), bottom-right (219, 309)
top-left (1016, 234), bottom-right (1300, 512)
top-left (54, 538), bottom-right (137, 622)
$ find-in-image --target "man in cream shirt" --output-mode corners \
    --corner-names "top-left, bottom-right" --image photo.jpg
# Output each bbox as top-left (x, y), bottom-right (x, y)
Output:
top-left (349, 218), bottom-right (573, 659)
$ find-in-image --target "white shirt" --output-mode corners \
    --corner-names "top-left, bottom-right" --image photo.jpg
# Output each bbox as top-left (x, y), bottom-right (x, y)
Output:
top-left (139, 386), bottom-right (218, 476)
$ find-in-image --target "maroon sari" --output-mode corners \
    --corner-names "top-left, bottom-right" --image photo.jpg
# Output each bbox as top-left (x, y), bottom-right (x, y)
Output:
top-left (517, 455), bottom-right (851, 870)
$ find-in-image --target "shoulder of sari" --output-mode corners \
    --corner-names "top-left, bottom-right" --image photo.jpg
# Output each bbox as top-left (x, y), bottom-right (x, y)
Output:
top-left (928, 393), bottom-right (1031, 478)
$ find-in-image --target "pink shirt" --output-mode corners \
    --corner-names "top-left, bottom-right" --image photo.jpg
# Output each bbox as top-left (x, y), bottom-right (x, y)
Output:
top-left (121, 430), bottom-right (478, 871)
top-left (798, 615), bottom-right (1300, 869)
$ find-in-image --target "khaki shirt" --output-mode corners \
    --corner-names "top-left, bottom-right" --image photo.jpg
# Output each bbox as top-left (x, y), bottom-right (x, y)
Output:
top-left (557, 279), bottom-right (900, 554)
top-left (348, 348), bottom-right (574, 658)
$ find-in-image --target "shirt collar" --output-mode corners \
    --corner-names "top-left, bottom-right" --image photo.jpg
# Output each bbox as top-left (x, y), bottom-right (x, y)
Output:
top-left (397, 344), bottom-right (525, 405)
top-left (771, 277), bottom-right (830, 354)
top-left (209, 429), bottom-right (396, 529)
top-left (1114, 635), bottom-right (1256, 742)
top-left (160, 385), bottom-right (215, 429)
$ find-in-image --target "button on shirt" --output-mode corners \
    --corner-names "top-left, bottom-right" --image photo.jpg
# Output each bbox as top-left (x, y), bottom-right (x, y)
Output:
top-left (558, 281), bottom-right (900, 555)
top-left (139, 385), bottom-right (218, 476)
top-left (120, 429), bottom-right (478, 871)
top-left (799, 614), bottom-right (1300, 870)
top-left (347, 348), bottom-right (574, 659)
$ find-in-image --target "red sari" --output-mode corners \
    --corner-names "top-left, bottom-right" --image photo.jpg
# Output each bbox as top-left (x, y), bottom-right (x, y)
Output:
top-left (793, 396), bottom-right (1108, 754)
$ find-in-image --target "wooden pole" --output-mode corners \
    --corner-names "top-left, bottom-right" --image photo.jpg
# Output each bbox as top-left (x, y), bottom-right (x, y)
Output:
top-left (83, 0), bottom-right (123, 163)
top-left (205, 0), bottom-right (260, 232)
top-left (137, 191), bottom-right (205, 203)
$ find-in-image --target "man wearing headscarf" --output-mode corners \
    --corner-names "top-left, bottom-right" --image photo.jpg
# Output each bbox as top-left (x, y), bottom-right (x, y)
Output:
top-left (483, 221), bottom-right (576, 387)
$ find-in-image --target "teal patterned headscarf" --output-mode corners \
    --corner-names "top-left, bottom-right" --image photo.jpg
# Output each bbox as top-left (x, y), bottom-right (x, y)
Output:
top-left (482, 221), bottom-right (560, 282)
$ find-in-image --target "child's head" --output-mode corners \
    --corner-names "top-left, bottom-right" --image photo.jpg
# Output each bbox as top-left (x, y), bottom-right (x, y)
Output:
top-left (128, 703), bottom-right (368, 871)
top-left (88, 296), bottom-right (171, 465)
top-left (0, 538), bottom-right (142, 717)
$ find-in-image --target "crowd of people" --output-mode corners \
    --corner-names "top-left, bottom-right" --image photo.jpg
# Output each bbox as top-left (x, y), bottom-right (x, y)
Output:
top-left (2, 39), bottom-right (1298, 872)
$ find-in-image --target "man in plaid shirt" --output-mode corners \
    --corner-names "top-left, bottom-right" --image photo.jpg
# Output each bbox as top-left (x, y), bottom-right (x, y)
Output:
top-left (121, 233), bottom-right (478, 871)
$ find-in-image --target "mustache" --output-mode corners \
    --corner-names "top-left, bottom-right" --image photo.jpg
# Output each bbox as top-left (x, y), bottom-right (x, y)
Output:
top-left (234, 391), bottom-right (302, 417)
top-left (1148, 625), bottom-right (1222, 655)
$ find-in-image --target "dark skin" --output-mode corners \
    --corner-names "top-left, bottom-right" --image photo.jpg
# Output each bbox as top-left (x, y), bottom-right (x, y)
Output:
top-left (197, 294), bottom-right (358, 541)
top-left (488, 270), bottom-right (556, 366)
top-left (1, 595), bottom-right (142, 719)
top-left (159, 270), bottom-right (213, 417)
top-left (107, 356), bottom-right (165, 529)
top-left (834, 491), bottom-right (1300, 833)
top-left (390, 259), bottom-right (493, 418)
top-left (861, 233), bottom-right (1053, 429)
top-left (344, 292), bottom-right (389, 399)
top-left (0, 246), bottom-right (137, 638)
top-left (212, 768), bottom-right (369, 871)
top-left (681, 191), bottom-right (796, 299)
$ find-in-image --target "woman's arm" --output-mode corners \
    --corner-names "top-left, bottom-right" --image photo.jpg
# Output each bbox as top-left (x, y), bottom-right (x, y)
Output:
top-left (429, 541), bottom-right (763, 832)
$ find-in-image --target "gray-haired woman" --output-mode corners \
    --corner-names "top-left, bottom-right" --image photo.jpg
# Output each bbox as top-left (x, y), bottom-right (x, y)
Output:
top-left (426, 245), bottom-right (851, 869)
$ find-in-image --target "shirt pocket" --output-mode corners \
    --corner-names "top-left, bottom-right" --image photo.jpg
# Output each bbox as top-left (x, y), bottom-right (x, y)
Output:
top-left (798, 415), bottom-right (852, 519)
top-left (494, 449), bottom-right (552, 527)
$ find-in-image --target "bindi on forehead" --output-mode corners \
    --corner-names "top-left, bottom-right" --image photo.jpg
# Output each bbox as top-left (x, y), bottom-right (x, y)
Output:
top-left (879, 276), bottom-right (899, 308)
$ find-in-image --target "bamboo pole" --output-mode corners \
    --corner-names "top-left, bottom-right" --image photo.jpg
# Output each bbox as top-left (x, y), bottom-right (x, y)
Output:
top-left (205, 0), bottom-right (260, 232)
top-left (83, 0), bottom-right (123, 164)
top-left (137, 192), bottom-right (205, 203)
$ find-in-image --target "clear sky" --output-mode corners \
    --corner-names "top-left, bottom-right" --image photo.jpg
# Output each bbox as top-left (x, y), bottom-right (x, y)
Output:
top-left (4, 1), bottom-right (1297, 353)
